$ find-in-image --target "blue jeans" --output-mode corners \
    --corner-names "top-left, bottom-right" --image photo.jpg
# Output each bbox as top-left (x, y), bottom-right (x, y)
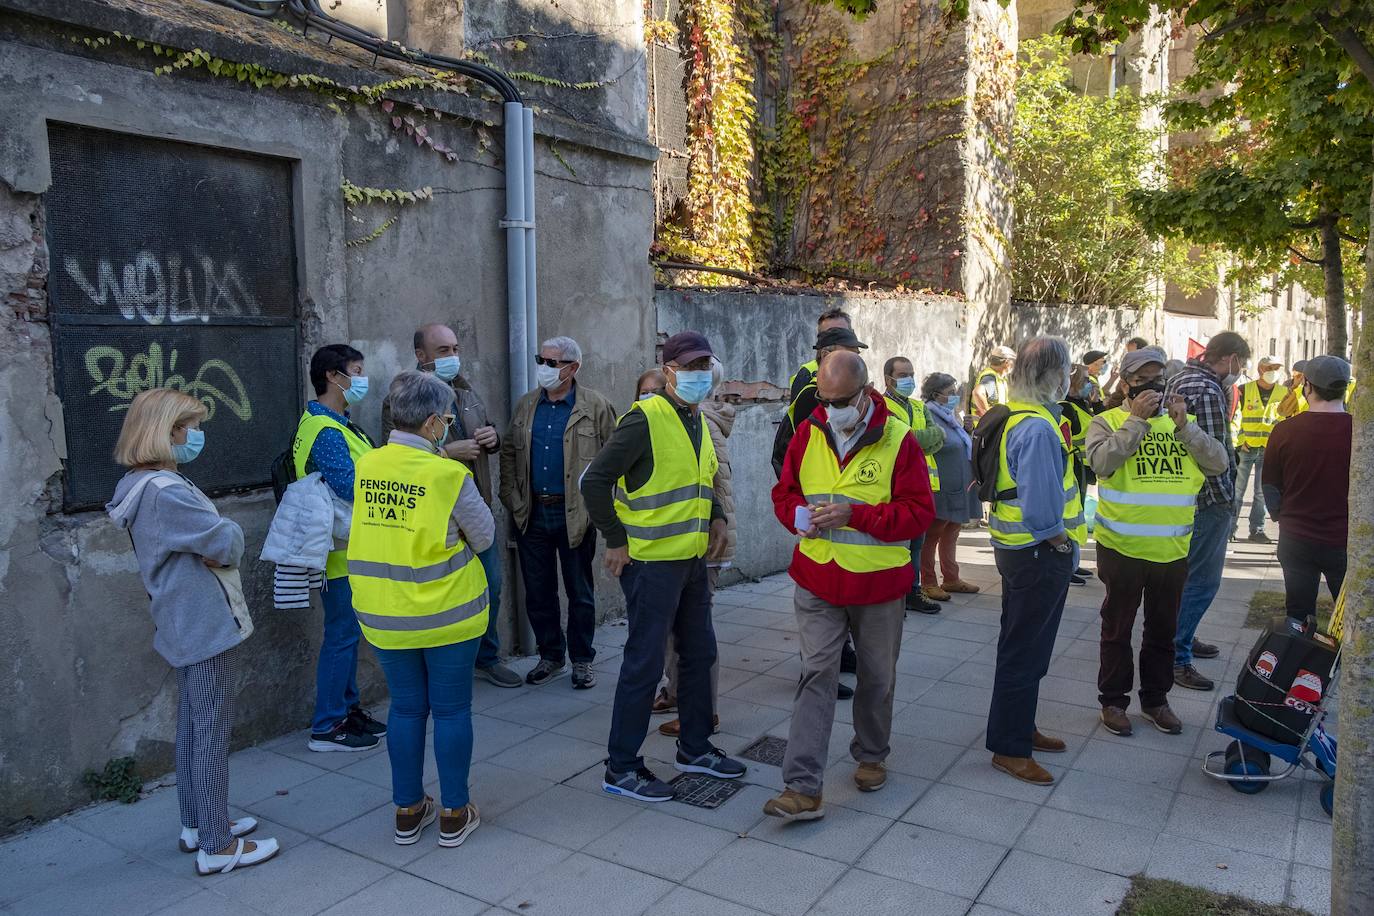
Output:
top-left (1173, 503), bottom-right (1232, 666)
top-left (475, 543), bottom-right (504, 669)
top-left (1232, 447), bottom-right (1266, 536)
top-left (373, 638), bottom-right (480, 810)
top-left (312, 577), bottom-right (361, 734)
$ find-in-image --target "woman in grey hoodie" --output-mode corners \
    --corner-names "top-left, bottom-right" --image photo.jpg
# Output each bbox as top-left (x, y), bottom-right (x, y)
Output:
top-left (107, 389), bottom-right (279, 876)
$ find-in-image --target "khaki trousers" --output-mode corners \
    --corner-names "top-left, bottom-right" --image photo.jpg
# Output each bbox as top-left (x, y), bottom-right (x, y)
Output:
top-left (782, 585), bottom-right (905, 796)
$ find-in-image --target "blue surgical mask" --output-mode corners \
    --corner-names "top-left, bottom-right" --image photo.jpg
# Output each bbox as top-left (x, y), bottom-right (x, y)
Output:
top-left (172, 428), bottom-right (205, 464)
top-left (338, 375), bottom-right (369, 405)
top-left (894, 377), bottom-right (916, 397)
top-left (432, 355), bottom-right (460, 381)
top-left (672, 370), bottom-right (713, 405)
top-left (944, 394), bottom-right (959, 410)
top-left (638, 392), bottom-right (657, 401)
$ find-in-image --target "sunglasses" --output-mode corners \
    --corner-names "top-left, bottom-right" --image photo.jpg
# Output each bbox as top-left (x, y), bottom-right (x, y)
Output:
top-left (816, 388), bottom-right (864, 410)
top-left (534, 356), bottom-right (575, 367)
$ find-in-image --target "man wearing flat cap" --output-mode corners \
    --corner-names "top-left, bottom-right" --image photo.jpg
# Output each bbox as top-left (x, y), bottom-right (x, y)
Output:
top-left (773, 325), bottom-right (870, 478)
top-left (970, 344), bottom-right (1016, 423)
top-left (583, 331), bottom-right (746, 803)
top-left (1082, 349), bottom-right (1109, 405)
top-left (1261, 355), bottom-right (1353, 628)
top-left (1086, 346), bottom-right (1228, 737)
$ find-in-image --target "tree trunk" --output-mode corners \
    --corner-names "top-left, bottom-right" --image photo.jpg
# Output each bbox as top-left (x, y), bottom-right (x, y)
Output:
top-left (1321, 214), bottom-right (1348, 357)
top-left (1330, 157), bottom-right (1374, 915)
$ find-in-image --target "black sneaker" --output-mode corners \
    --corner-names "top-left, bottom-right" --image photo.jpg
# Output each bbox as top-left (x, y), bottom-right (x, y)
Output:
top-left (307, 721), bottom-right (380, 753)
top-left (840, 641), bottom-right (858, 674)
top-left (675, 744), bottom-right (746, 779)
top-left (525, 659), bottom-right (566, 686)
top-left (603, 765), bottom-right (675, 802)
top-left (1074, 567), bottom-right (1092, 578)
top-left (347, 705), bottom-right (387, 737)
top-left (837, 681), bottom-right (854, 700)
top-left (1069, 574), bottom-right (1087, 586)
top-left (571, 662), bottom-right (596, 690)
top-left (1248, 531), bottom-right (1272, 544)
top-left (906, 591), bottom-right (941, 615)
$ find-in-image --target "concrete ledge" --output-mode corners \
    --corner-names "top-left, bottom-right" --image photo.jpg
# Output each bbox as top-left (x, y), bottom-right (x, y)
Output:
top-left (0, 0), bottom-right (659, 163)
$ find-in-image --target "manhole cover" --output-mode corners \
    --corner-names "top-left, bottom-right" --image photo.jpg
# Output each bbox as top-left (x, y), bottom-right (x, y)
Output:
top-left (739, 735), bottom-right (788, 766)
top-left (670, 773), bottom-right (745, 809)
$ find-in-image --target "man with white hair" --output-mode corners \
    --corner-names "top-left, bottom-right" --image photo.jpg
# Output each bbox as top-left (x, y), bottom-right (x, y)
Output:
top-left (499, 336), bottom-right (617, 689)
top-left (984, 336), bottom-right (1085, 786)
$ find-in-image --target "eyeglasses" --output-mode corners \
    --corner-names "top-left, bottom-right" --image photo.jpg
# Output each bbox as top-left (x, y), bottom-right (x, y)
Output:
top-left (816, 389), bottom-right (864, 410)
top-left (534, 356), bottom-right (575, 367)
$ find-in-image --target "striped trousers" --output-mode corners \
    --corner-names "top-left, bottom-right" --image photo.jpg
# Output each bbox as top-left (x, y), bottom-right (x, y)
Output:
top-left (176, 647), bottom-right (239, 853)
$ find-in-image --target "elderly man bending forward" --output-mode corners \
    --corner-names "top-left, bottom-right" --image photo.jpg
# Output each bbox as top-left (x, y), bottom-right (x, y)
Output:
top-left (766, 351), bottom-right (934, 820)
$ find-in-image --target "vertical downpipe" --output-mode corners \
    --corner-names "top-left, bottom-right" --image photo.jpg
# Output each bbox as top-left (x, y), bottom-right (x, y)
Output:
top-left (504, 101), bottom-right (529, 402)
top-left (522, 106), bottom-right (538, 391)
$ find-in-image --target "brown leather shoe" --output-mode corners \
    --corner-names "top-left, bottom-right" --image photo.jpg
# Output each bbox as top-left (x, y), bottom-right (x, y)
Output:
top-left (1141, 704), bottom-right (1183, 735)
top-left (1032, 730), bottom-right (1067, 753)
top-left (991, 755), bottom-right (1055, 786)
top-left (1100, 706), bottom-right (1132, 736)
top-left (854, 761), bottom-right (887, 792)
top-left (943, 579), bottom-right (981, 594)
top-left (1174, 665), bottom-right (1215, 691)
top-left (658, 715), bottom-right (720, 737)
top-left (922, 585), bottom-right (952, 602)
top-left (652, 689), bottom-right (676, 714)
top-left (762, 788), bottom-right (824, 821)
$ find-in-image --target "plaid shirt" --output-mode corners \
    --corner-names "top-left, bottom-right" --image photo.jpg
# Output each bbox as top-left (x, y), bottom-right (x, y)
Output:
top-left (1166, 357), bottom-right (1236, 510)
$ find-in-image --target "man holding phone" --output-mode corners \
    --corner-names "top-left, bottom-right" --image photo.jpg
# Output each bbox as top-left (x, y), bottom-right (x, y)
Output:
top-left (1086, 347), bottom-right (1229, 738)
top-left (765, 351), bottom-right (934, 821)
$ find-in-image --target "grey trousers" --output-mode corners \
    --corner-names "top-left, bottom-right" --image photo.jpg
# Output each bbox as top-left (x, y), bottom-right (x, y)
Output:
top-left (176, 646), bottom-right (239, 852)
top-left (783, 585), bottom-right (905, 796)
top-left (663, 566), bottom-right (720, 713)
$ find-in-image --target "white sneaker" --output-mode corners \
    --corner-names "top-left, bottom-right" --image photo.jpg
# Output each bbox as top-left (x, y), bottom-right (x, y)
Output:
top-left (180, 817), bottom-right (258, 853)
top-left (195, 837), bottom-right (280, 876)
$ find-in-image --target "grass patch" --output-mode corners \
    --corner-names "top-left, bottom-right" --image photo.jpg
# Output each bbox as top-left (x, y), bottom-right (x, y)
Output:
top-left (1245, 590), bottom-right (1334, 631)
top-left (1118, 877), bottom-right (1312, 915)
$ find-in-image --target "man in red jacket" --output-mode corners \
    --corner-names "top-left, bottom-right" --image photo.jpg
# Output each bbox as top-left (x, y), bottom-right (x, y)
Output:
top-left (764, 351), bottom-right (934, 821)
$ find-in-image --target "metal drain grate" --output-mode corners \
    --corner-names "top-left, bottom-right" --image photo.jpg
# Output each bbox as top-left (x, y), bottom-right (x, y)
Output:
top-left (670, 773), bottom-right (746, 808)
top-left (738, 735), bottom-right (788, 766)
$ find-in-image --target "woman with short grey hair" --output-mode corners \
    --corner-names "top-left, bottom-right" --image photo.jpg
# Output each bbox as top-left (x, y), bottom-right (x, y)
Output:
top-left (918, 372), bottom-right (982, 601)
top-left (350, 369), bottom-right (496, 849)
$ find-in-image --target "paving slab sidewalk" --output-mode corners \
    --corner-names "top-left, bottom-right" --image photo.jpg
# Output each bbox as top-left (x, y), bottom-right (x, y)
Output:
top-left (1, 523), bottom-right (1329, 916)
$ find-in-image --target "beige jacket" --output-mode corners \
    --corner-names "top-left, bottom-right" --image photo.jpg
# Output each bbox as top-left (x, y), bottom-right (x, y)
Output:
top-left (499, 382), bottom-right (616, 547)
top-left (701, 400), bottom-right (737, 565)
top-left (1085, 410), bottom-right (1230, 480)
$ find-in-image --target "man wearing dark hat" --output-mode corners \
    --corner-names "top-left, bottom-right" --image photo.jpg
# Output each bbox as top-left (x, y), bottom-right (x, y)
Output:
top-left (1085, 346), bottom-right (1228, 737)
top-left (1278, 359), bottom-right (1310, 419)
top-left (1082, 349), bottom-right (1109, 405)
top-left (582, 331), bottom-right (746, 802)
top-left (772, 325), bottom-right (870, 478)
top-left (1262, 355), bottom-right (1353, 627)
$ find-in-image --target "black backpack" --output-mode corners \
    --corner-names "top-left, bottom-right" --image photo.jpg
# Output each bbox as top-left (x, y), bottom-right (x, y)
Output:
top-left (970, 404), bottom-right (1033, 503)
top-left (270, 448), bottom-right (296, 504)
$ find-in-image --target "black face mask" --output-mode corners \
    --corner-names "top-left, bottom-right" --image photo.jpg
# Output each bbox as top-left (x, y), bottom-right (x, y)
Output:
top-left (1127, 378), bottom-right (1166, 400)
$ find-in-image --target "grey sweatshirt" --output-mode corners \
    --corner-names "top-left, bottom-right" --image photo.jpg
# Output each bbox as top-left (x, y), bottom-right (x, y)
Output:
top-left (107, 470), bottom-right (247, 668)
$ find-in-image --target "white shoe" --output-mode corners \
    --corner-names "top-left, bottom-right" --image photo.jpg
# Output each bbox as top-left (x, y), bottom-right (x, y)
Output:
top-left (180, 817), bottom-right (258, 853)
top-left (195, 837), bottom-right (280, 876)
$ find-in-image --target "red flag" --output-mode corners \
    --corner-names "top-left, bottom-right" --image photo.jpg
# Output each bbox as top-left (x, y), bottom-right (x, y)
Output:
top-left (1187, 337), bottom-right (1205, 359)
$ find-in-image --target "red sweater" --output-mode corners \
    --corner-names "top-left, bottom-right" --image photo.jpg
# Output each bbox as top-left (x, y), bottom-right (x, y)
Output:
top-left (771, 392), bottom-right (935, 606)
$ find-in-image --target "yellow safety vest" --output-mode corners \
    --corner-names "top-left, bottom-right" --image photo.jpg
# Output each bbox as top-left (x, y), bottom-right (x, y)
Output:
top-left (796, 416), bottom-right (913, 575)
top-left (1346, 377), bottom-right (1357, 405)
top-left (1094, 408), bottom-right (1206, 563)
top-left (989, 401), bottom-right (1086, 548)
top-left (614, 396), bottom-right (717, 561)
top-left (1060, 401), bottom-right (1094, 459)
top-left (971, 368), bottom-right (1007, 421)
top-left (347, 443), bottom-right (489, 650)
top-left (883, 393), bottom-right (941, 493)
top-left (790, 358), bottom-right (819, 389)
top-left (1232, 381), bottom-right (1288, 448)
top-left (292, 410), bottom-right (374, 579)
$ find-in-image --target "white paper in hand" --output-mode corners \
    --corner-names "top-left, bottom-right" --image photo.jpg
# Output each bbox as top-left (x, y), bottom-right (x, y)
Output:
top-left (794, 505), bottom-right (812, 533)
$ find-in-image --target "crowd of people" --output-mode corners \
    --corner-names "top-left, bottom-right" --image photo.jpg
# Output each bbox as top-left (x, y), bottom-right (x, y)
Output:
top-left (104, 311), bottom-right (1354, 872)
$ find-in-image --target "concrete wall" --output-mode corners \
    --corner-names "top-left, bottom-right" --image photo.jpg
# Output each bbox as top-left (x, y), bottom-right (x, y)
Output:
top-left (0, 0), bottom-right (653, 830)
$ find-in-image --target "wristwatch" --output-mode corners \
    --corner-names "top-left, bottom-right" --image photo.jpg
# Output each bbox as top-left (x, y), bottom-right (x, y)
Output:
top-left (1049, 541), bottom-right (1073, 555)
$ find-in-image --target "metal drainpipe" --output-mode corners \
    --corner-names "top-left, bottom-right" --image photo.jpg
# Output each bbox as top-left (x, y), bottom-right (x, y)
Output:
top-left (522, 106), bottom-right (538, 391)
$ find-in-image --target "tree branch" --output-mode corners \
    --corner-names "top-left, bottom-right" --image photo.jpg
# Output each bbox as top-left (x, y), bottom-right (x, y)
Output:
top-left (1315, 13), bottom-right (1374, 89)
top-left (1202, 10), bottom-right (1267, 43)
top-left (1288, 245), bottom-right (1324, 265)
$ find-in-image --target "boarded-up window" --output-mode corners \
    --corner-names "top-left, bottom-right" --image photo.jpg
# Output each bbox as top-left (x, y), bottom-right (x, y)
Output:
top-left (45, 123), bottom-right (300, 510)
top-left (647, 0), bottom-right (690, 224)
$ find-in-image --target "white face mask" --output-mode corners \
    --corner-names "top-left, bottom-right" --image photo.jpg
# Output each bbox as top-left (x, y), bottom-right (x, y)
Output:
top-left (827, 405), bottom-right (861, 438)
top-left (535, 363), bottom-right (565, 390)
top-left (1262, 370), bottom-right (1280, 385)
